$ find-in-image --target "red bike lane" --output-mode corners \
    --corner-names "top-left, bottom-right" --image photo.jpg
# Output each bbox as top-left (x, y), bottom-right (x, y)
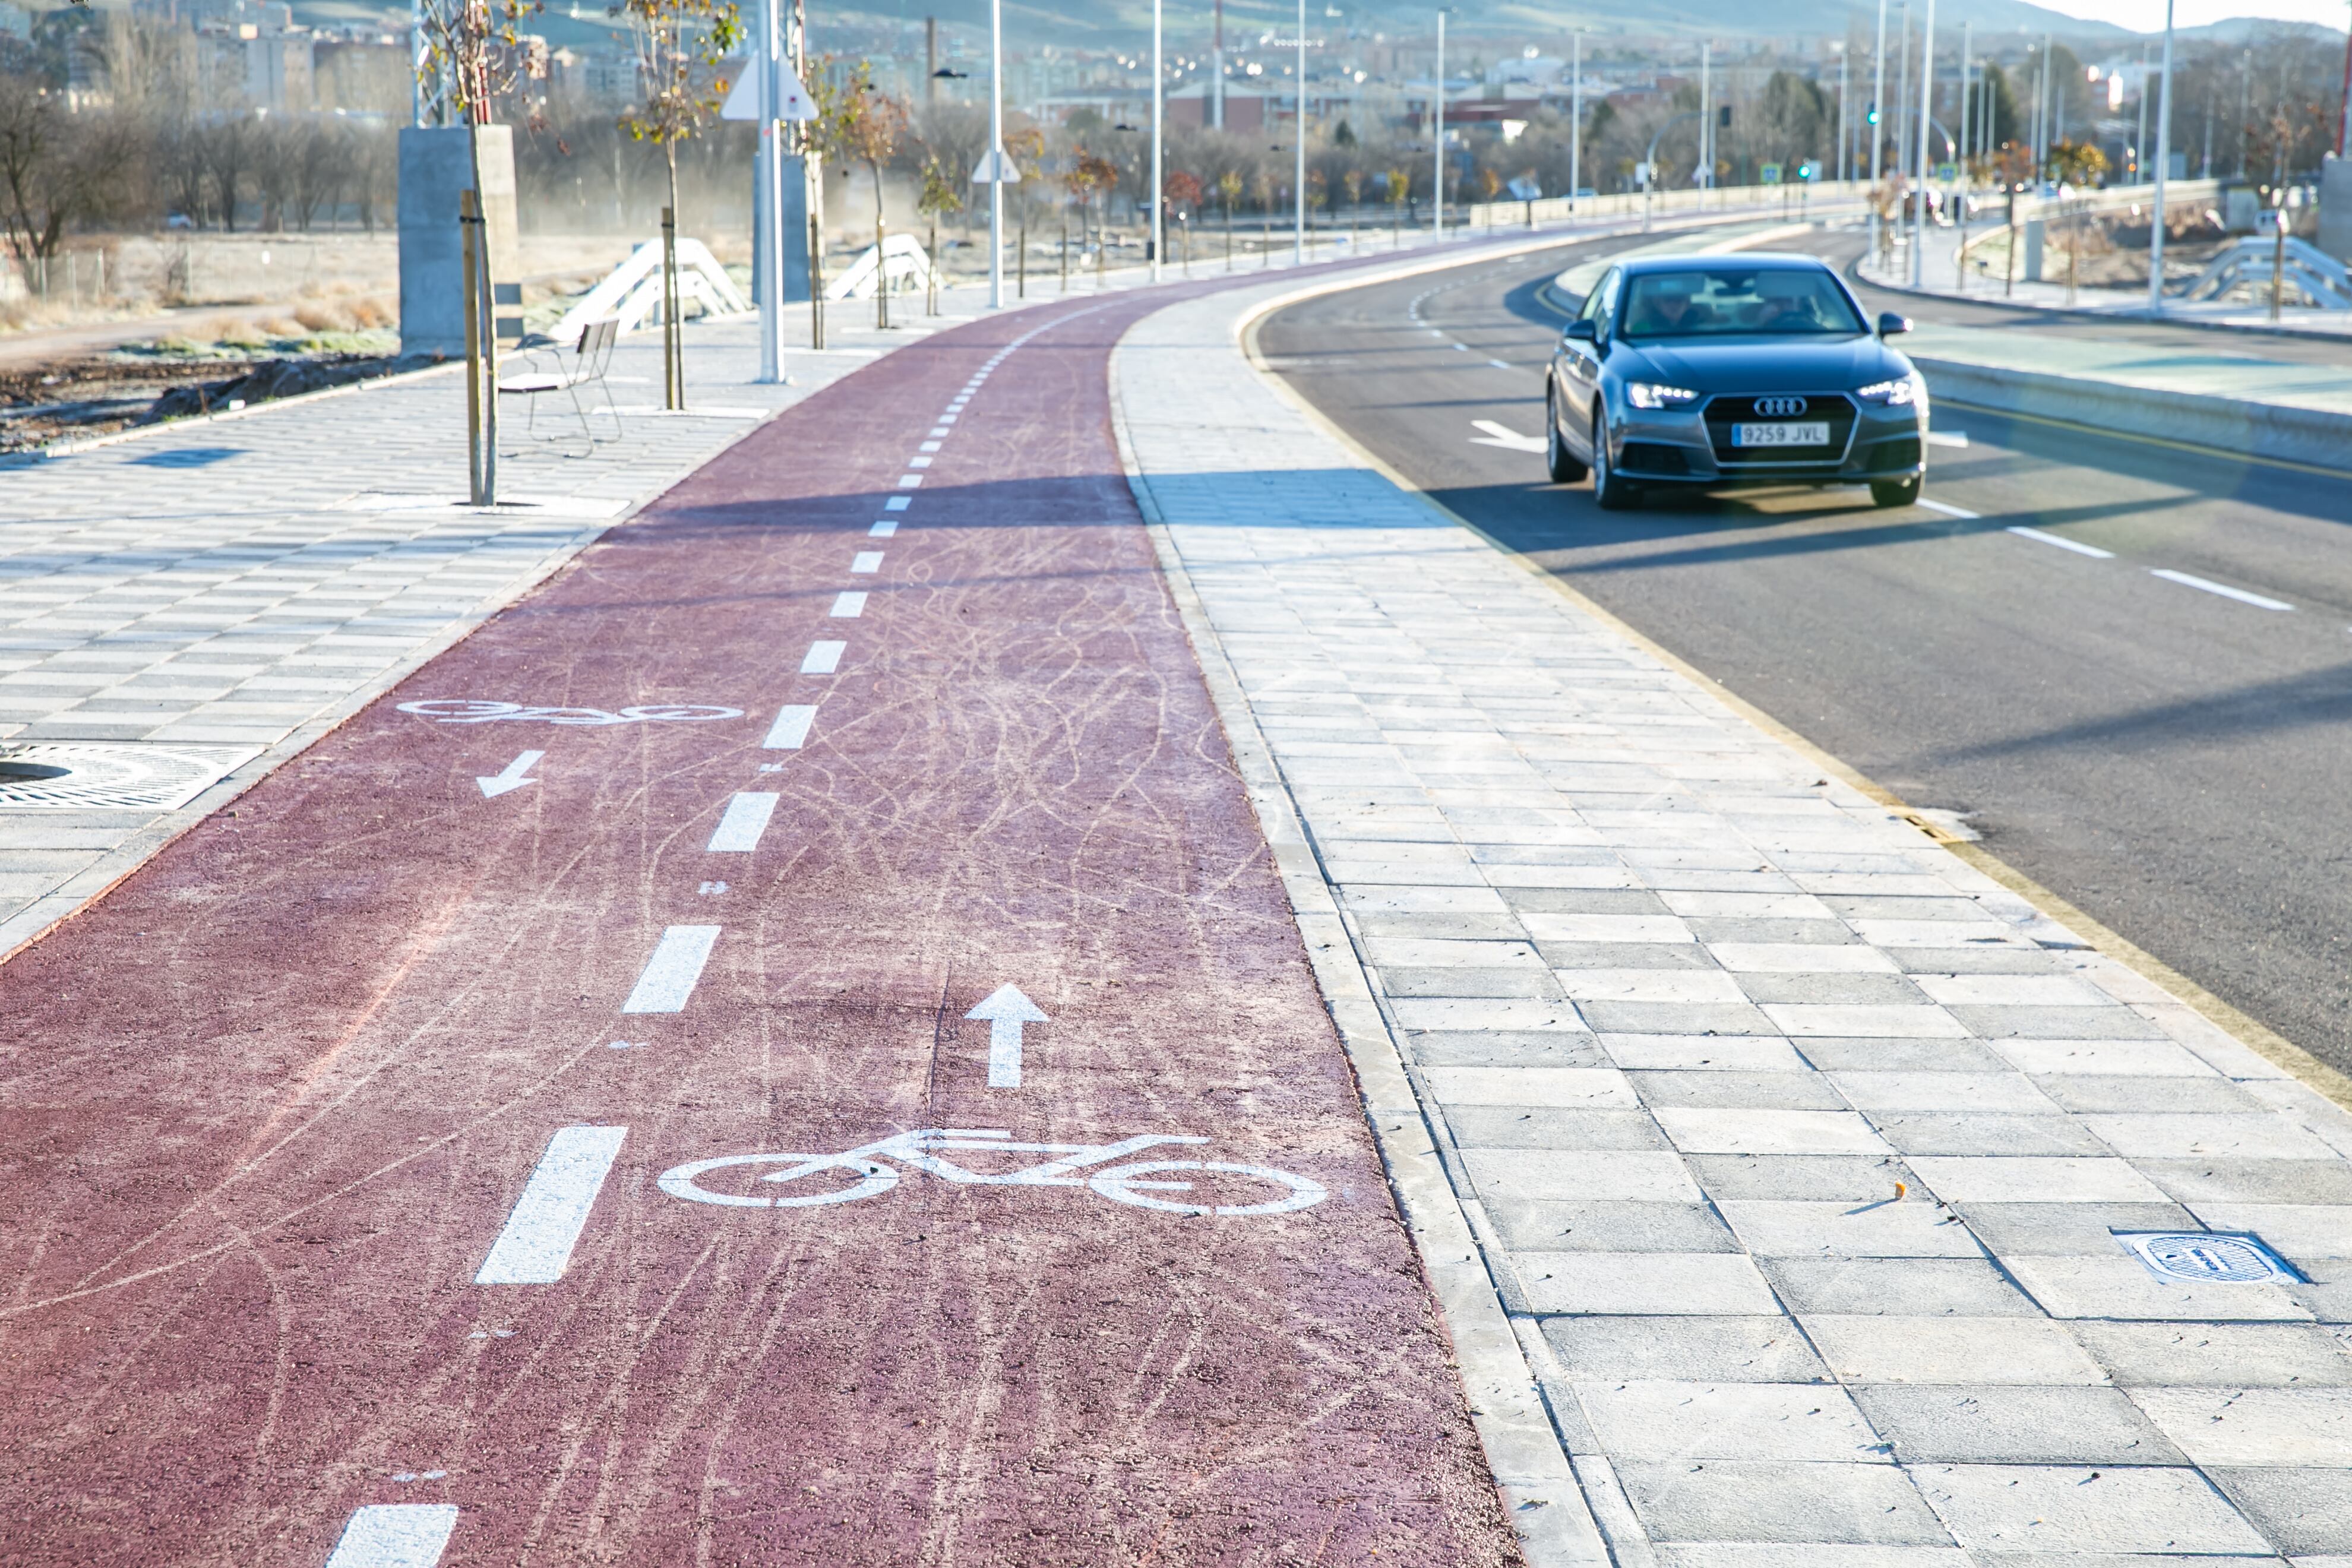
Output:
top-left (0, 292), bottom-right (1523, 1566)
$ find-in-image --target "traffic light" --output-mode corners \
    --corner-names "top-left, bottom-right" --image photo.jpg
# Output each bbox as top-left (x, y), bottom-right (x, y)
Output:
top-left (1718, 105), bottom-right (1731, 127)
top-left (1866, 103), bottom-right (1879, 125)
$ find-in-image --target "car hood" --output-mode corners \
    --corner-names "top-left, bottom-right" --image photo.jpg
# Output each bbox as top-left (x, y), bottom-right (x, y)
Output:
top-left (1611, 335), bottom-right (1911, 394)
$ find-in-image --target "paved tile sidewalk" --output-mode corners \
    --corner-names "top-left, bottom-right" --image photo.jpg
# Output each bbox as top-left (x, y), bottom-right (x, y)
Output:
top-left (1115, 276), bottom-right (2352, 1566)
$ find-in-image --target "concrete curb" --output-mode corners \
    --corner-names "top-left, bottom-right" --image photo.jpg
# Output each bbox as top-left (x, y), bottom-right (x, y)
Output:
top-left (1914, 352), bottom-right (2352, 474)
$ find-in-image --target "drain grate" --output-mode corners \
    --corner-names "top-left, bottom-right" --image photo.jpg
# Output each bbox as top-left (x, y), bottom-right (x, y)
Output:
top-left (2116, 1230), bottom-right (2302, 1285)
top-left (0, 744), bottom-right (255, 811)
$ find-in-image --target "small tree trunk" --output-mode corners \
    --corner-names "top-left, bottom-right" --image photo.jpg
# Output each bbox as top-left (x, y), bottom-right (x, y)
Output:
top-left (663, 144), bottom-right (684, 410)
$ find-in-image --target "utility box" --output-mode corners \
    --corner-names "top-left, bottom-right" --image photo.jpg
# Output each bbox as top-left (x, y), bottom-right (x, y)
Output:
top-left (2319, 153), bottom-right (2352, 262)
top-left (2220, 179), bottom-right (2261, 234)
top-left (398, 125), bottom-right (521, 359)
top-left (2022, 218), bottom-right (2044, 282)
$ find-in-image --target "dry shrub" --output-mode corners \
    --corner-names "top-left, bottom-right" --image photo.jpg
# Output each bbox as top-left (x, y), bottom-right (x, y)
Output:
top-left (346, 296), bottom-right (391, 328)
top-left (263, 316), bottom-right (303, 336)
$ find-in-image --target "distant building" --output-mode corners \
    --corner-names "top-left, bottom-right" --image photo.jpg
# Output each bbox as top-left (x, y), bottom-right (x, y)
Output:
top-left (315, 32), bottom-right (409, 115)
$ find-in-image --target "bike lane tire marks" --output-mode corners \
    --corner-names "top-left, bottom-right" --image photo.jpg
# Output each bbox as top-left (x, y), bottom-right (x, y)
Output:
top-left (0, 294), bottom-right (1523, 1566)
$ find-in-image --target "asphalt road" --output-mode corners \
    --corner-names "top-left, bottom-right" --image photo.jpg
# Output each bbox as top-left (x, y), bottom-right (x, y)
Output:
top-left (1259, 226), bottom-right (2352, 1077)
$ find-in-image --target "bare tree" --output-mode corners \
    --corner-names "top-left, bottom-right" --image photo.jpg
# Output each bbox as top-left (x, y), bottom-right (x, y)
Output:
top-left (0, 68), bottom-right (136, 275)
top-left (197, 111), bottom-right (254, 232)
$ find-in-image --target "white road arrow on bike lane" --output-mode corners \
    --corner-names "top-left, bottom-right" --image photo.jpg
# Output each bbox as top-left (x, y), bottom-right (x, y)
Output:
top-left (476, 750), bottom-right (545, 798)
top-left (966, 984), bottom-right (1047, 1089)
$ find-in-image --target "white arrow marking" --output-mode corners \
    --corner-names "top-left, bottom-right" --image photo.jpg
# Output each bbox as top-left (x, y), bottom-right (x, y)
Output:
top-left (966, 982), bottom-right (1048, 1089)
top-left (1469, 419), bottom-right (1547, 453)
top-left (476, 750), bottom-right (545, 798)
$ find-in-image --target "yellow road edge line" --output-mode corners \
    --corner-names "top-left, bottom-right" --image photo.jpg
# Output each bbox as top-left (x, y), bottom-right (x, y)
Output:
top-left (1235, 276), bottom-right (2352, 1115)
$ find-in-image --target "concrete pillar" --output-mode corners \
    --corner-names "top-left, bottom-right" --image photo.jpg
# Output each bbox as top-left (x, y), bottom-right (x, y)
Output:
top-left (397, 125), bottom-right (520, 359)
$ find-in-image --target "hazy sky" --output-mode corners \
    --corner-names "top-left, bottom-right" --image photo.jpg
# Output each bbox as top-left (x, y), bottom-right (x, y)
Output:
top-left (2037, 0), bottom-right (2348, 29)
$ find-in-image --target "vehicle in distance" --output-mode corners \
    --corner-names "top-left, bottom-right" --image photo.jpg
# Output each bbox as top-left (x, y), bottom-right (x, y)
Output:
top-left (1544, 254), bottom-right (1927, 510)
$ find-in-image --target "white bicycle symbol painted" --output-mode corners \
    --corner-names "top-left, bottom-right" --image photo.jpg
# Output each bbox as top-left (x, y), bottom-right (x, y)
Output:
top-left (398, 699), bottom-right (744, 726)
top-left (657, 1128), bottom-right (1329, 1218)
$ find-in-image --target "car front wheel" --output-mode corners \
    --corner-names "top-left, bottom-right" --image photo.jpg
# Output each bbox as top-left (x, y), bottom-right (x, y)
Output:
top-left (1870, 475), bottom-right (1923, 508)
top-left (1546, 383), bottom-right (1588, 483)
top-left (1592, 412), bottom-right (1638, 511)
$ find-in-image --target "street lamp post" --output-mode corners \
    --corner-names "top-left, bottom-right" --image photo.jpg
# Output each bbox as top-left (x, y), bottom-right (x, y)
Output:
top-left (1433, 9), bottom-right (1446, 242)
top-left (2150, 0), bottom-right (2174, 312)
top-left (1869, 0), bottom-right (1887, 257)
top-left (1151, 0), bottom-right (1163, 283)
top-left (1294, 0), bottom-right (1305, 264)
top-left (988, 0), bottom-right (1004, 309)
top-left (1570, 31), bottom-right (1582, 213)
top-left (1912, 0), bottom-right (1934, 286)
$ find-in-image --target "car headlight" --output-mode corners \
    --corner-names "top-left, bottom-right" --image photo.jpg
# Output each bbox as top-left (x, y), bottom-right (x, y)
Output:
top-left (1625, 382), bottom-right (1700, 410)
top-left (1857, 377), bottom-right (1919, 406)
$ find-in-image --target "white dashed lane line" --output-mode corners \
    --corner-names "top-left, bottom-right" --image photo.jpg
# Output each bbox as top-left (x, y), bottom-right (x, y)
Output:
top-left (2010, 526), bottom-right (2114, 559)
top-left (851, 551), bottom-right (883, 574)
top-left (802, 640), bottom-right (845, 674)
top-left (707, 792), bottom-right (780, 853)
top-left (2151, 568), bottom-right (2293, 611)
top-left (831, 591), bottom-right (867, 617)
top-left (1915, 498), bottom-right (1978, 520)
top-left (763, 705), bottom-right (816, 748)
top-left (474, 1125), bottom-right (631, 1282)
top-left (621, 926), bottom-right (721, 1014)
top-left (323, 1503), bottom-right (460, 1568)
top-left (869, 519), bottom-right (896, 537)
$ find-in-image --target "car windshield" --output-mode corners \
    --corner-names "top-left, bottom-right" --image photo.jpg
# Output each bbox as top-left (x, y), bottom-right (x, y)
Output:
top-left (1619, 267), bottom-right (1865, 339)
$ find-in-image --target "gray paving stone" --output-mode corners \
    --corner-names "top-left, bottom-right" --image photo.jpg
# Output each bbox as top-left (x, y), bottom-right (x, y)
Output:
top-left (1616, 1459), bottom-right (1951, 1545)
top-left (1763, 1259), bottom-right (2045, 1318)
top-left (1689, 1154), bottom-right (1921, 1202)
top-left (1914, 1463), bottom-right (2271, 1556)
top-left (1954, 1202), bottom-right (2200, 1256)
top-left (1852, 1384), bottom-right (2186, 1464)
top-left (1405, 1030), bottom-right (1610, 1067)
top-left (1630, 1070), bottom-right (1852, 1111)
top-left (2070, 1322), bottom-right (2352, 1387)
top-left (1804, 1314), bottom-right (2113, 1386)
top-left (1445, 1107), bottom-right (1670, 1150)
top-left (2139, 1161), bottom-right (2352, 1207)
top-left (1579, 1380), bottom-right (1890, 1462)
top-left (1541, 1314), bottom-right (1831, 1383)
top-left (1488, 1199), bottom-right (1739, 1253)
top-left (1870, 1114), bottom-right (2116, 1157)
top-left (2207, 1466), bottom-right (2352, 1554)
top-left (2034, 1075), bottom-right (2269, 1115)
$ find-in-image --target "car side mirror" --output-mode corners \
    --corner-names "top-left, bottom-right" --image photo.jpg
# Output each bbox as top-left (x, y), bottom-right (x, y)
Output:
top-left (1564, 318), bottom-right (1597, 342)
top-left (1877, 311), bottom-right (1911, 338)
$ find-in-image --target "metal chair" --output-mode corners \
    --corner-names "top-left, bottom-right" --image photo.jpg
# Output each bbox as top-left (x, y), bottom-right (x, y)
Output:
top-left (498, 315), bottom-right (621, 456)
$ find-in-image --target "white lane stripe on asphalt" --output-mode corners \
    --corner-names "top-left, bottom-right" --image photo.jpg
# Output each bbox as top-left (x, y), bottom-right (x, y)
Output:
top-left (707, 792), bottom-right (780, 852)
top-left (2151, 568), bottom-right (2293, 611)
top-left (907, 456), bottom-right (932, 469)
top-left (323, 1503), bottom-right (460, 1568)
top-left (869, 519), bottom-right (897, 537)
top-left (1488, 358), bottom-right (1512, 370)
top-left (919, 440), bottom-right (943, 451)
top-left (2009, 525), bottom-right (2115, 559)
top-left (1927, 430), bottom-right (1970, 448)
top-left (622, 925), bottom-right (720, 1013)
top-left (802, 639), bottom-right (845, 673)
top-left (763, 705), bottom-right (816, 748)
top-left (1915, 498), bottom-right (1980, 519)
top-left (896, 474), bottom-right (923, 488)
top-left (473, 1126), bottom-right (629, 1283)
top-left (884, 497), bottom-right (910, 511)
top-left (851, 551), bottom-right (884, 573)
top-left (831, 591), bottom-right (867, 618)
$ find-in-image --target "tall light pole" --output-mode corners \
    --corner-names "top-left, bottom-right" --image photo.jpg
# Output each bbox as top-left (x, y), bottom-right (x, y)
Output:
top-left (2150, 0), bottom-right (2174, 312)
top-left (1151, 0), bottom-right (1164, 282)
top-left (1433, 9), bottom-right (1446, 242)
top-left (987, 0), bottom-right (1004, 308)
top-left (1699, 41), bottom-right (1712, 192)
top-left (1869, 0), bottom-right (1887, 255)
top-left (1837, 43), bottom-right (1849, 183)
top-left (754, 0), bottom-right (783, 381)
top-left (1294, 0), bottom-right (1306, 263)
top-left (1911, 0), bottom-right (1935, 285)
top-left (1570, 30), bottom-right (1582, 211)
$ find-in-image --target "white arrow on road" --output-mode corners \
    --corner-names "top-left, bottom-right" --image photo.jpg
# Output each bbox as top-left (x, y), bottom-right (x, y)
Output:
top-left (966, 983), bottom-right (1047, 1089)
top-left (1469, 419), bottom-right (1547, 453)
top-left (477, 750), bottom-right (545, 798)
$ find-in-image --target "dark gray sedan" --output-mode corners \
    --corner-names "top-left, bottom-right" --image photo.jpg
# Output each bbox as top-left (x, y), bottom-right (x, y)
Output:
top-left (1544, 254), bottom-right (1927, 510)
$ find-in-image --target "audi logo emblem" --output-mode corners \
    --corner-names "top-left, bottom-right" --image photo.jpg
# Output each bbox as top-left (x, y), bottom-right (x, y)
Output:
top-left (1754, 396), bottom-right (1809, 418)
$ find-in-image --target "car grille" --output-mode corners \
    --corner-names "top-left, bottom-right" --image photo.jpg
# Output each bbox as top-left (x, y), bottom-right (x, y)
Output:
top-left (1619, 441), bottom-right (1693, 476)
top-left (1702, 393), bottom-right (1858, 465)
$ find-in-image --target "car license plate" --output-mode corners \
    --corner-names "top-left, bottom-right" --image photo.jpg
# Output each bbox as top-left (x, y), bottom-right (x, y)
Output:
top-left (1732, 421), bottom-right (1831, 448)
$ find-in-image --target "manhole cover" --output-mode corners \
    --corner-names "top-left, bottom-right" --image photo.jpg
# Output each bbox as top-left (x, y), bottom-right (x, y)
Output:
top-left (0, 744), bottom-right (254, 810)
top-left (2116, 1230), bottom-right (2300, 1285)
